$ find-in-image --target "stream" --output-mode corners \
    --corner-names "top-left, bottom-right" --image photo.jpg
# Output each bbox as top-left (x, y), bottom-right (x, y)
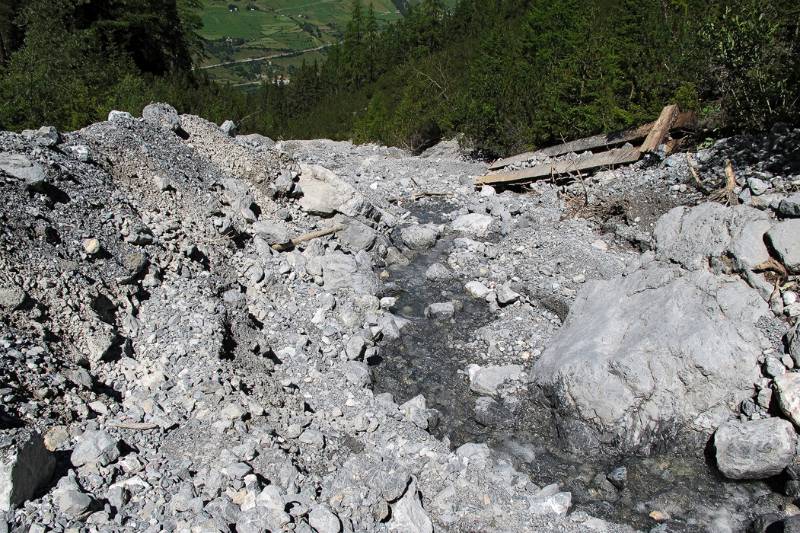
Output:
top-left (370, 202), bottom-right (788, 532)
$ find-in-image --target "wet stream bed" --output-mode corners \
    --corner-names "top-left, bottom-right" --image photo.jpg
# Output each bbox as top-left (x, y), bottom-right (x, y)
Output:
top-left (370, 204), bottom-right (790, 532)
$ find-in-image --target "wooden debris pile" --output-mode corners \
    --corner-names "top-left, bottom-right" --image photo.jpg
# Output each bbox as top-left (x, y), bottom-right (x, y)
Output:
top-left (476, 105), bottom-right (696, 187)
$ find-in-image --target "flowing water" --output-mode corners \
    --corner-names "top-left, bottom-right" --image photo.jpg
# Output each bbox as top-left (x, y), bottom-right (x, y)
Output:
top-left (371, 203), bottom-right (787, 532)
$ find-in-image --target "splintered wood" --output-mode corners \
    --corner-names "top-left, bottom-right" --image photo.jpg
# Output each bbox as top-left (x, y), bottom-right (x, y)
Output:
top-left (478, 105), bottom-right (695, 186)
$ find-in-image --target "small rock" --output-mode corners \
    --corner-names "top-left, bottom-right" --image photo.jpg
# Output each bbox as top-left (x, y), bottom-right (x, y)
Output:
top-left (345, 335), bottom-right (366, 361)
top-left (108, 110), bottom-right (133, 122)
top-left (766, 220), bottom-right (800, 273)
top-left (308, 505), bottom-right (341, 533)
top-left (778, 193), bottom-right (800, 217)
top-left (71, 430), bottom-right (120, 468)
top-left (53, 477), bottom-right (94, 518)
top-left (0, 285), bottom-right (26, 312)
top-left (220, 120), bottom-right (237, 137)
top-left (451, 213), bottom-right (494, 237)
top-left (465, 281), bottom-right (491, 299)
top-left (388, 477), bottom-right (432, 533)
top-left (424, 262), bottom-right (453, 281)
top-left (765, 357), bottom-right (787, 378)
top-left (467, 364), bottom-right (525, 397)
top-left (424, 302), bottom-right (455, 320)
top-left (714, 418), bottom-right (796, 479)
top-left (748, 177), bottom-right (770, 196)
top-left (400, 224), bottom-right (440, 250)
top-left (774, 373), bottom-right (800, 427)
top-left (496, 284), bottom-right (520, 305)
top-left (298, 429), bottom-right (325, 448)
top-left (342, 361), bottom-right (371, 388)
top-left (82, 238), bottom-right (101, 256)
top-left (606, 466), bottom-right (627, 490)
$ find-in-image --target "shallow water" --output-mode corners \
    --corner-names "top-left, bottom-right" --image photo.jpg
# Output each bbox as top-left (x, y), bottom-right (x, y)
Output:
top-left (371, 203), bottom-right (787, 531)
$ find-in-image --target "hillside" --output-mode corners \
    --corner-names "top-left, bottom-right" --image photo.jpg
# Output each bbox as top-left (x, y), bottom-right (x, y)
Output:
top-left (2, 103), bottom-right (800, 533)
top-left (197, 0), bottom-right (449, 86)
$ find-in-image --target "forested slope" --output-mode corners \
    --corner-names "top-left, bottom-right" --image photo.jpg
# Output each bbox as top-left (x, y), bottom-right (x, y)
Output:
top-left (0, 0), bottom-right (797, 156)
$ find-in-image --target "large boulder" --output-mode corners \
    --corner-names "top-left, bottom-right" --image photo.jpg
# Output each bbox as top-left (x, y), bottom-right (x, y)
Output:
top-left (141, 102), bottom-right (182, 132)
top-left (654, 204), bottom-right (777, 298)
top-left (766, 220), bottom-right (800, 274)
top-left (297, 164), bottom-right (357, 217)
top-left (714, 418), bottom-right (796, 480)
top-left (321, 251), bottom-right (378, 294)
top-left (532, 264), bottom-right (768, 456)
top-left (774, 372), bottom-right (800, 427)
top-left (451, 213), bottom-right (494, 237)
top-left (1, 429), bottom-right (55, 512)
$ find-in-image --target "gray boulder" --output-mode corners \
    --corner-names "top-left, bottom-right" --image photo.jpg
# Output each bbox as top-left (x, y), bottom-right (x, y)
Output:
top-left (774, 372), bottom-right (800, 427)
top-left (220, 119), bottom-right (237, 137)
top-left (0, 285), bottom-right (26, 312)
top-left (108, 110), bottom-right (133, 122)
top-left (142, 103), bottom-right (182, 132)
top-left (401, 224), bottom-right (441, 251)
top-left (297, 164), bottom-right (356, 217)
top-left (71, 430), bottom-right (120, 468)
top-left (424, 301), bottom-right (455, 320)
top-left (336, 218), bottom-right (377, 251)
top-left (322, 251), bottom-right (378, 294)
top-left (22, 126), bottom-right (59, 147)
top-left (451, 213), bottom-right (494, 237)
top-left (766, 220), bottom-right (800, 273)
top-left (1, 429), bottom-right (55, 512)
top-left (533, 264), bottom-right (768, 456)
top-left (251, 221), bottom-right (290, 245)
top-left (653, 203), bottom-right (771, 271)
top-left (778, 193), bottom-right (800, 217)
top-left (52, 477), bottom-right (94, 518)
top-left (388, 478), bottom-right (433, 533)
top-left (0, 153), bottom-right (46, 184)
top-left (467, 364), bottom-right (525, 397)
top-left (714, 418), bottom-right (796, 479)
top-left (308, 505), bottom-right (341, 533)
top-left (424, 262), bottom-right (453, 281)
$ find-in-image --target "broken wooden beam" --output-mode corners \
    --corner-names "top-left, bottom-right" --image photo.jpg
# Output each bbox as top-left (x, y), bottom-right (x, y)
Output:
top-left (640, 104), bottom-right (679, 153)
top-left (488, 109), bottom-right (695, 170)
top-left (476, 145), bottom-right (641, 186)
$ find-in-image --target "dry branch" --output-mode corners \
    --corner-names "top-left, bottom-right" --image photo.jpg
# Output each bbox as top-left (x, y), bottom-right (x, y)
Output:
top-left (271, 224), bottom-right (345, 252)
top-left (709, 161), bottom-right (738, 206)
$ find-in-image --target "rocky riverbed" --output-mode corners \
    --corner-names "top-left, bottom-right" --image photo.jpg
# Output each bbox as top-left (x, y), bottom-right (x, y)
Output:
top-left (1, 106), bottom-right (800, 532)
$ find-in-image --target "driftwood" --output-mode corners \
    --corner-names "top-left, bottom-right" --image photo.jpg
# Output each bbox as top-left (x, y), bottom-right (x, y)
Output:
top-left (271, 224), bottom-right (345, 252)
top-left (110, 421), bottom-right (160, 430)
top-left (476, 146), bottom-right (641, 186)
top-left (754, 257), bottom-right (789, 281)
top-left (709, 161), bottom-right (738, 206)
top-left (488, 108), bottom-right (696, 170)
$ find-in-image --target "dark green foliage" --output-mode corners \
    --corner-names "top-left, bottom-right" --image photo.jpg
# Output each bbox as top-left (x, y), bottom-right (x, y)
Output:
top-left (261, 0), bottom-right (800, 156)
top-left (0, 0), bottom-right (796, 151)
top-left (0, 0), bottom-right (251, 132)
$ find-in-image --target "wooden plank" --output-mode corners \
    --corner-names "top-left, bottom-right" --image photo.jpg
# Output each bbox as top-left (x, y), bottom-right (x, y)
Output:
top-left (476, 146), bottom-right (642, 186)
top-left (640, 104), bottom-right (679, 153)
top-left (488, 110), bottom-right (695, 170)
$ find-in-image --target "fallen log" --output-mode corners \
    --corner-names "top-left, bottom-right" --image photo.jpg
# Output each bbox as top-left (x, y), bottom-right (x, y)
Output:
top-left (476, 145), bottom-right (641, 186)
top-left (488, 108), bottom-right (695, 170)
top-left (271, 224), bottom-right (345, 252)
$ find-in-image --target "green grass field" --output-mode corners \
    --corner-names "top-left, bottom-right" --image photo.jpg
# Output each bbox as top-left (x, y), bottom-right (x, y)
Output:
top-left (197, 0), bottom-right (451, 83)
